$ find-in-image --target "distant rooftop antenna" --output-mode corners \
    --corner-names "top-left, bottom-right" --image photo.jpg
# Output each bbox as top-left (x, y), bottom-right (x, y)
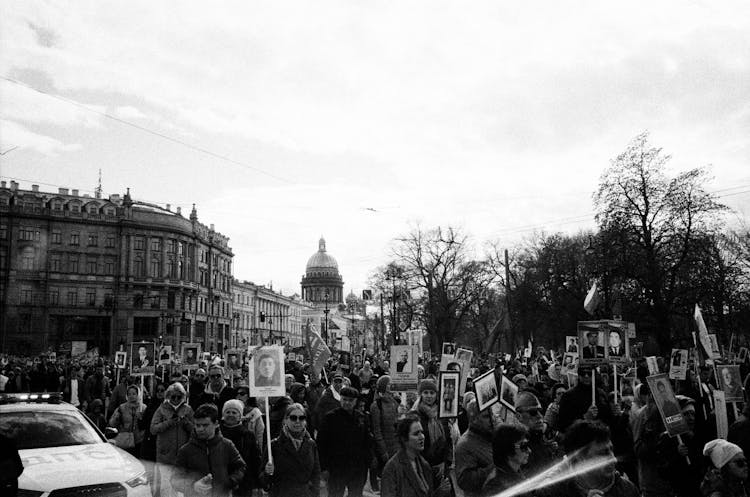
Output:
top-left (95, 169), bottom-right (102, 199)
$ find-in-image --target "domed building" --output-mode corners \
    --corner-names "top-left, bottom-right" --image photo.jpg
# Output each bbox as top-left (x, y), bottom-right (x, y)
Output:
top-left (301, 237), bottom-right (344, 307)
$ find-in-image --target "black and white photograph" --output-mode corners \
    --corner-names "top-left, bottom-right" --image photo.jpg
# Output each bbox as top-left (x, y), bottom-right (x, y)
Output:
top-left (646, 374), bottom-right (689, 437)
top-left (499, 374), bottom-right (518, 412)
top-left (668, 348), bottom-right (688, 381)
top-left (717, 364), bottom-right (744, 403)
top-left (442, 342), bottom-right (456, 357)
top-left (578, 321), bottom-right (606, 364)
top-left (605, 326), bottom-right (629, 363)
top-left (474, 369), bottom-right (499, 412)
top-left (392, 345), bottom-right (413, 373)
top-left (455, 347), bottom-right (473, 364)
top-left (226, 349), bottom-right (243, 370)
top-left (158, 345), bottom-right (172, 365)
top-left (565, 336), bottom-right (579, 354)
top-left (129, 342), bottom-right (155, 375)
top-left (562, 353), bottom-right (579, 375)
top-left (181, 343), bottom-right (201, 369)
top-left (114, 351), bottom-right (127, 369)
top-left (249, 345), bottom-right (285, 397)
top-left (438, 371), bottom-right (460, 418)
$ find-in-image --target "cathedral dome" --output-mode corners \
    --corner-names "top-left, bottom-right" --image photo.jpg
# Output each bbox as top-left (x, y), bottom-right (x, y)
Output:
top-left (306, 237), bottom-right (339, 273)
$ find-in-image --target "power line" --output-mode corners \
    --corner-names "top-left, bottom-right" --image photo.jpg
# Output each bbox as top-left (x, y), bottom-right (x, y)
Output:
top-left (1, 75), bottom-right (293, 184)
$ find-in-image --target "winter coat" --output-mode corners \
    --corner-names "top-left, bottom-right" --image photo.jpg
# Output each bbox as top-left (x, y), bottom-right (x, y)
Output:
top-left (150, 401), bottom-right (194, 464)
top-left (261, 429), bottom-right (321, 497)
top-left (481, 464), bottom-right (527, 497)
top-left (172, 431), bottom-right (246, 497)
top-left (243, 406), bottom-right (265, 451)
top-left (370, 394), bottom-right (400, 463)
top-left (539, 470), bottom-right (640, 497)
top-left (701, 467), bottom-right (749, 497)
top-left (194, 384), bottom-right (237, 414)
top-left (108, 401), bottom-right (146, 444)
top-left (220, 423), bottom-right (261, 493)
top-left (312, 387), bottom-right (340, 432)
top-left (381, 449), bottom-right (435, 497)
top-left (317, 406), bottom-right (371, 472)
top-left (455, 427), bottom-right (494, 497)
top-left (557, 382), bottom-right (613, 432)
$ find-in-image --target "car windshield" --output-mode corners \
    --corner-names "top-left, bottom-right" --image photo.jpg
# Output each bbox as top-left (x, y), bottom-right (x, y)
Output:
top-left (0, 410), bottom-right (102, 449)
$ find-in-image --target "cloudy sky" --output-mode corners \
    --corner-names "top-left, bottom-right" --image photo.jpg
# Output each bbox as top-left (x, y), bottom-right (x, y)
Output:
top-left (1, 1), bottom-right (749, 296)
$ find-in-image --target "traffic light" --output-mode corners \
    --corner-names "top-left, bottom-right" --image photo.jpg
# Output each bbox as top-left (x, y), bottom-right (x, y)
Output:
top-left (259, 312), bottom-right (266, 322)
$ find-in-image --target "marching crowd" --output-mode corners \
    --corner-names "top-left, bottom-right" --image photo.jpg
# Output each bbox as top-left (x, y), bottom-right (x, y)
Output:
top-left (2, 344), bottom-right (750, 497)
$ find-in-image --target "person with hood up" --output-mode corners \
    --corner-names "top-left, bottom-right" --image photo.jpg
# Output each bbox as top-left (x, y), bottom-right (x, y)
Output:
top-left (108, 384), bottom-right (146, 457)
top-left (172, 403), bottom-right (245, 497)
top-left (220, 399), bottom-right (261, 496)
top-left (701, 439), bottom-right (749, 497)
top-left (151, 382), bottom-right (194, 497)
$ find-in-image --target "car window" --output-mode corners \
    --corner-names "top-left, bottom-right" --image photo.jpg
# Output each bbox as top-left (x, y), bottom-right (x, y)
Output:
top-left (0, 410), bottom-right (102, 449)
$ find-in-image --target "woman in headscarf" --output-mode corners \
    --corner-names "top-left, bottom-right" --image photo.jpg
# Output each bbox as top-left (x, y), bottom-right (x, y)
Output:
top-left (221, 399), bottom-right (261, 496)
top-left (411, 379), bottom-right (452, 482)
top-left (381, 414), bottom-right (451, 497)
top-left (150, 382), bottom-right (194, 497)
top-left (701, 439), bottom-right (748, 497)
top-left (108, 384), bottom-right (146, 457)
top-left (261, 402), bottom-right (321, 497)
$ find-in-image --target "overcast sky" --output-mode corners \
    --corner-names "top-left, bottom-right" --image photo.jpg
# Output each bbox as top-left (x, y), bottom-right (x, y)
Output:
top-left (1, 1), bottom-right (749, 296)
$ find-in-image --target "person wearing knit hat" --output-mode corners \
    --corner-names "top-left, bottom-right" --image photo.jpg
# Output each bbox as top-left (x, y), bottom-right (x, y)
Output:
top-left (512, 374), bottom-right (528, 389)
top-left (376, 374), bottom-right (391, 394)
top-left (219, 398), bottom-right (261, 495)
top-left (370, 373), bottom-right (400, 484)
top-left (411, 377), bottom-right (451, 482)
top-left (701, 439), bottom-right (748, 497)
top-left (418, 378), bottom-right (438, 395)
top-left (514, 391), bottom-right (560, 476)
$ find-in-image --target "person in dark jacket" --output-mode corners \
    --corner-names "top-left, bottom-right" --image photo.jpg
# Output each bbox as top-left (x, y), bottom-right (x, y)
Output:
top-left (188, 369), bottom-right (207, 410)
top-left (195, 365), bottom-right (236, 414)
top-left (556, 366), bottom-right (613, 433)
top-left (481, 424), bottom-right (531, 497)
top-left (514, 391), bottom-right (560, 477)
top-left (455, 399), bottom-right (494, 497)
top-left (172, 403), bottom-right (245, 497)
top-left (317, 387), bottom-right (371, 497)
top-left (411, 379), bottom-right (452, 481)
top-left (261, 402), bottom-right (321, 497)
top-left (312, 372), bottom-right (344, 432)
top-left (220, 399), bottom-right (261, 496)
top-left (151, 382), bottom-right (194, 497)
top-left (0, 433), bottom-right (23, 497)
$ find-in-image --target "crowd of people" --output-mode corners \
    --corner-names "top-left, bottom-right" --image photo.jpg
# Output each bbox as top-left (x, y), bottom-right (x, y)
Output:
top-left (2, 342), bottom-right (750, 497)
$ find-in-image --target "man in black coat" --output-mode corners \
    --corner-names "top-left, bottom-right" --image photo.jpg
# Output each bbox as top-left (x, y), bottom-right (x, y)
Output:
top-left (316, 386), bottom-right (371, 497)
top-left (557, 366), bottom-right (613, 433)
top-left (195, 365), bottom-right (236, 414)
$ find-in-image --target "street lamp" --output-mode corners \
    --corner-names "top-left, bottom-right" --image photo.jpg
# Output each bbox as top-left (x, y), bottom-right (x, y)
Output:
top-left (232, 311), bottom-right (240, 348)
top-left (323, 292), bottom-right (330, 347)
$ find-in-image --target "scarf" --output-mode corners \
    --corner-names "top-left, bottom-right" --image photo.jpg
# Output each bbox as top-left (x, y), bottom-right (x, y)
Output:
top-left (410, 455), bottom-right (430, 495)
top-left (330, 385), bottom-right (341, 402)
top-left (417, 402), bottom-right (444, 445)
top-left (283, 424), bottom-right (306, 451)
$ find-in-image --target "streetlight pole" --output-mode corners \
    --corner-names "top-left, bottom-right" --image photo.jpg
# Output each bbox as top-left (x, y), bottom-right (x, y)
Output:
top-left (323, 292), bottom-right (330, 348)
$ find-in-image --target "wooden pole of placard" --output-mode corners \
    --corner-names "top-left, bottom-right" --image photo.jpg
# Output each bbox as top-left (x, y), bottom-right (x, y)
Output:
top-left (591, 371), bottom-right (596, 406)
top-left (676, 434), bottom-right (691, 465)
top-left (264, 397), bottom-right (273, 464)
top-left (733, 402), bottom-right (739, 422)
top-left (613, 366), bottom-right (618, 404)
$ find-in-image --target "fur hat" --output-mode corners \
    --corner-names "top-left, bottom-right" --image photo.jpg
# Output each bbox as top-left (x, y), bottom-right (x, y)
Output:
top-left (703, 439), bottom-right (743, 469)
top-left (418, 378), bottom-right (438, 394)
top-left (376, 375), bottom-right (391, 393)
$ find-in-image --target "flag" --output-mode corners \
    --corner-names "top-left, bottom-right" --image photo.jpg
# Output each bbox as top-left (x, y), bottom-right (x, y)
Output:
top-left (309, 328), bottom-right (331, 377)
top-left (694, 304), bottom-right (718, 359)
top-left (584, 281), bottom-right (601, 315)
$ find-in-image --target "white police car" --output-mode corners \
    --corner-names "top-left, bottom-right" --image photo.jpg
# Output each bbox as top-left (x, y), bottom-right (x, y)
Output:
top-left (0, 393), bottom-right (150, 497)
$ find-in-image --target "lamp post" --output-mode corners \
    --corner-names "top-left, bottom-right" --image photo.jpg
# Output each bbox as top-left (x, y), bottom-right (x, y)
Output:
top-left (323, 292), bottom-right (330, 348)
top-left (232, 311), bottom-right (240, 348)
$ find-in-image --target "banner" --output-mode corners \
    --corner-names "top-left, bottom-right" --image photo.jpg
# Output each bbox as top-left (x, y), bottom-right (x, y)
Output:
top-left (584, 281), bottom-right (601, 315)
top-left (308, 329), bottom-right (331, 377)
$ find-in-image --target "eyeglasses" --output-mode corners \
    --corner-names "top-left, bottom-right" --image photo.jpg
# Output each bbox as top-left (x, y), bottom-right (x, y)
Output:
top-left (288, 415), bottom-right (306, 422)
top-left (514, 441), bottom-right (531, 452)
top-left (731, 459), bottom-right (748, 468)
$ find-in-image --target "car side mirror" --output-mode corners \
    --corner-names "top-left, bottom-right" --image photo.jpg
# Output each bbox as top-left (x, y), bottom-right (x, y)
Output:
top-left (104, 427), bottom-right (118, 439)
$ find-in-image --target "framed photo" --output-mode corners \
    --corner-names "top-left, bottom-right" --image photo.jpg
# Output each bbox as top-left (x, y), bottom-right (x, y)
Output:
top-left (565, 336), bottom-right (579, 354)
top-left (499, 374), bottom-right (518, 411)
top-left (181, 343), bottom-right (201, 369)
top-left (456, 347), bottom-right (473, 364)
top-left (577, 321), bottom-right (607, 365)
top-left (442, 342), bottom-right (456, 357)
top-left (390, 345), bottom-right (419, 391)
top-left (158, 345), bottom-right (172, 365)
top-left (566, 371), bottom-right (578, 388)
top-left (668, 349), bottom-right (688, 380)
top-left (604, 324), bottom-right (629, 363)
top-left (708, 334), bottom-right (721, 358)
top-left (438, 371), bottom-right (460, 418)
top-left (114, 351), bottom-right (127, 369)
top-left (202, 352), bottom-right (212, 363)
top-left (739, 347), bottom-right (749, 364)
top-left (249, 345), bottom-right (285, 397)
top-left (562, 353), bottom-right (579, 375)
top-left (130, 342), bottom-right (155, 375)
top-left (717, 364), bottom-right (744, 403)
top-left (646, 374), bottom-right (689, 437)
top-left (226, 349), bottom-right (243, 370)
top-left (474, 369), bottom-right (499, 412)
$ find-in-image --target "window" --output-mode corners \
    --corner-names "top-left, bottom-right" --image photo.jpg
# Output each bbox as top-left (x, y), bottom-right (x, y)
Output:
top-left (49, 289), bottom-right (59, 305)
top-left (133, 294), bottom-right (144, 309)
top-left (69, 255), bottom-right (79, 273)
top-left (104, 259), bottom-right (115, 275)
top-left (105, 235), bottom-right (115, 248)
top-left (70, 232), bottom-right (80, 245)
top-left (151, 238), bottom-right (162, 252)
top-left (134, 237), bottom-right (145, 250)
top-left (168, 239), bottom-right (177, 254)
top-left (51, 230), bottom-right (62, 244)
top-left (134, 256), bottom-right (145, 277)
top-left (87, 204), bottom-right (98, 214)
top-left (49, 254), bottom-right (61, 272)
top-left (150, 254), bottom-right (162, 278)
top-left (104, 206), bottom-right (115, 216)
top-left (19, 227), bottom-right (38, 241)
top-left (51, 200), bottom-right (63, 211)
top-left (167, 258), bottom-right (176, 278)
top-left (86, 289), bottom-right (96, 306)
top-left (21, 252), bottom-right (35, 270)
top-left (87, 234), bottom-right (98, 247)
top-left (20, 289), bottom-right (33, 304)
top-left (70, 203), bottom-right (81, 213)
top-left (67, 291), bottom-right (78, 306)
top-left (86, 257), bottom-right (97, 274)
top-left (0, 225), bottom-right (7, 239)
top-left (150, 295), bottom-right (161, 309)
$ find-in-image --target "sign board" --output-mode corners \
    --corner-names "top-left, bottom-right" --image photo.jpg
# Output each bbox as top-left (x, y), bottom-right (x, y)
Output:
top-left (130, 342), bottom-right (156, 375)
top-left (390, 345), bottom-right (419, 391)
top-left (668, 349), bottom-right (688, 380)
top-left (71, 340), bottom-right (87, 357)
top-left (647, 374), bottom-right (689, 437)
top-left (226, 349), bottom-right (243, 370)
top-left (248, 345), bottom-right (286, 397)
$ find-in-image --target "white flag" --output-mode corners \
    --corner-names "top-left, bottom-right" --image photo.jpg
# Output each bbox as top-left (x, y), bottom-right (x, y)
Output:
top-left (584, 281), bottom-right (601, 315)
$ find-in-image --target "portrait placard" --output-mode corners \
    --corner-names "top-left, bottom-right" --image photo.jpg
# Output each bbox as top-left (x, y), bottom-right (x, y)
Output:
top-left (226, 349), bottom-right (243, 370)
top-left (249, 345), bottom-right (285, 397)
top-left (438, 371), bottom-right (460, 418)
top-left (390, 345), bottom-right (419, 391)
top-left (604, 322), bottom-right (629, 363)
top-left (646, 374), bottom-right (689, 437)
top-left (562, 353), bottom-right (579, 376)
top-left (456, 347), bottom-right (473, 364)
top-left (716, 364), bottom-right (744, 403)
top-left (739, 347), bottom-right (749, 364)
top-left (130, 342), bottom-right (155, 375)
top-left (442, 342), bottom-right (456, 357)
top-left (668, 349), bottom-right (688, 380)
top-left (577, 321), bottom-right (607, 365)
top-left (565, 336), bottom-right (579, 354)
top-left (181, 343), bottom-right (201, 369)
top-left (114, 351), bottom-right (127, 369)
top-left (499, 374), bottom-right (518, 412)
top-left (474, 369), bottom-right (499, 412)
top-left (158, 345), bottom-right (172, 366)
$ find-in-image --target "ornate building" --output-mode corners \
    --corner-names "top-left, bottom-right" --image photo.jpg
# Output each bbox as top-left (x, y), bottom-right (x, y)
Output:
top-left (0, 181), bottom-right (233, 355)
top-left (300, 237), bottom-right (344, 307)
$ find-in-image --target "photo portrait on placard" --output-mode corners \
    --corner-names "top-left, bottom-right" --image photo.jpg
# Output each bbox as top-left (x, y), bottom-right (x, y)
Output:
top-left (202, 352), bottom-right (212, 363)
top-left (130, 342), bottom-right (155, 375)
top-left (474, 369), bottom-right (499, 412)
top-left (227, 349), bottom-right (242, 370)
top-left (566, 336), bottom-right (579, 353)
top-left (249, 345), bottom-right (285, 397)
top-left (717, 364), bottom-right (744, 402)
top-left (562, 353), bottom-right (579, 375)
top-left (456, 348), bottom-right (473, 364)
top-left (646, 374), bottom-right (689, 437)
top-left (668, 349), bottom-right (688, 380)
top-left (442, 342), bottom-right (456, 357)
top-left (393, 346), bottom-right (413, 373)
top-left (181, 343), bottom-right (201, 368)
top-left (114, 351), bottom-right (127, 369)
top-left (605, 326), bottom-right (629, 363)
top-left (578, 321), bottom-right (606, 363)
top-left (158, 345), bottom-right (172, 365)
top-left (499, 374), bottom-right (518, 411)
top-left (439, 371), bottom-right (460, 418)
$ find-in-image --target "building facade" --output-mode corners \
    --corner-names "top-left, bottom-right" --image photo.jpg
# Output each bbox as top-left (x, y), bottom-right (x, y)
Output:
top-left (0, 181), bottom-right (233, 355)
